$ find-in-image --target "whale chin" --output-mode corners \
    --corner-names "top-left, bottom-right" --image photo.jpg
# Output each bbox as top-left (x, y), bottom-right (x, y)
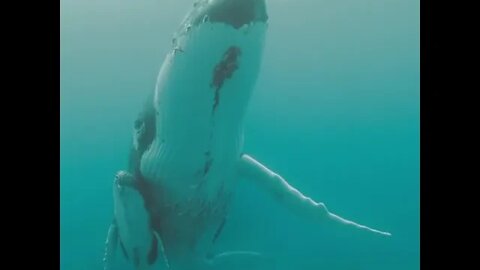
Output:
top-left (198, 0), bottom-right (268, 28)
top-left (176, 0), bottom-right (268, 35)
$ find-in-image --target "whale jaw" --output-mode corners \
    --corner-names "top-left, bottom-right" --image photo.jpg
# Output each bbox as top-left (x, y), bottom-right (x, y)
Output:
top-left (181, 0), bottom-right (268, 31)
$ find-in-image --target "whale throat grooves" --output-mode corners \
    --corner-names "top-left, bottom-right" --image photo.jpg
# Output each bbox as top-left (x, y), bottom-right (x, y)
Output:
top-left (210, 46), bottom-right (242, 114)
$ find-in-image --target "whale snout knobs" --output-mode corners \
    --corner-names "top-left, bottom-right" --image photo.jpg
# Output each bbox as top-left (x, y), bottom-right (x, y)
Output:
top-left (190, 0), bottom-right (268, 29)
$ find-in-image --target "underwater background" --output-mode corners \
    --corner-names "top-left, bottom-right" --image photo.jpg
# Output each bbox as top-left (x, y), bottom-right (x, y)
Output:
top-left (60, 0), bottom-right (419, 269)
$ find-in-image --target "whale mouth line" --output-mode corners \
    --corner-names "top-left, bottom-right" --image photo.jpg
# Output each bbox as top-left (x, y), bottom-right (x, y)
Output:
top-left (201, 19), bottom-right (266, 30)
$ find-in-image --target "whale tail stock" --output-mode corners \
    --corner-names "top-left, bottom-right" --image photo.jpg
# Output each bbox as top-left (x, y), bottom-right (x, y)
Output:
top-left (237, 154), bottom-right (392, 237)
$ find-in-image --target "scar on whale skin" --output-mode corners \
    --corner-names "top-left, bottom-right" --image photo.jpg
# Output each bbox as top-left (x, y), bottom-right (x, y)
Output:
top-left (211, 216), bottom-right (227, 244)
top-left (202, 151), bottom-right (214, 177)
top-left (211, 46), bottom-right (241, 114)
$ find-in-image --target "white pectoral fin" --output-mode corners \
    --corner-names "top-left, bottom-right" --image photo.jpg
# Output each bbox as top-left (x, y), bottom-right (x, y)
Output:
top-left (103, 221), bottom-right (119, 270)
top-left (237, 154), bottom-right (391, 237)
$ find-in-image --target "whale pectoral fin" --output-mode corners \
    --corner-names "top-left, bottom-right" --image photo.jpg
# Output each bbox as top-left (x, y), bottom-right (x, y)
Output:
top-left (204, 250), bottom-right (271, 270)
top-left (237, 154), bottom-right (391, 237)
top-left (149, 231), bottom-right (170, 269)
top-left (103, 221), bottom-right (119, 270)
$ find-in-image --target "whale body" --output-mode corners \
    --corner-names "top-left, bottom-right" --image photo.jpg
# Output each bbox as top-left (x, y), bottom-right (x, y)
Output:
top-left (106, 0), bottom-right (391, 269)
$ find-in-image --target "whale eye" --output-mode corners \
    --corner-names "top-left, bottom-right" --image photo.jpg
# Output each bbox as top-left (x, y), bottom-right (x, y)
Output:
top-left (134, 119), bottom-right (143, 130)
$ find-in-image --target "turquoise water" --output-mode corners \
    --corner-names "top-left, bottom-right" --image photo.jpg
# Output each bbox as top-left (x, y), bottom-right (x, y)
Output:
top-left (60, 0), bottom-right (419, 269)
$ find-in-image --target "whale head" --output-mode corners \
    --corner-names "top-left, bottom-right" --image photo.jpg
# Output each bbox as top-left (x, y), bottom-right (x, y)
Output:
top-left (153, 0), bottom-right (269, 132)
top-left (143, 0), bottom-right (269, 181)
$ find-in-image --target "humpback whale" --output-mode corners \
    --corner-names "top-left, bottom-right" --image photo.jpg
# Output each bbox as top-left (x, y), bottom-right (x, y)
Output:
top-left (105, 0), bottom-right (390, 268)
